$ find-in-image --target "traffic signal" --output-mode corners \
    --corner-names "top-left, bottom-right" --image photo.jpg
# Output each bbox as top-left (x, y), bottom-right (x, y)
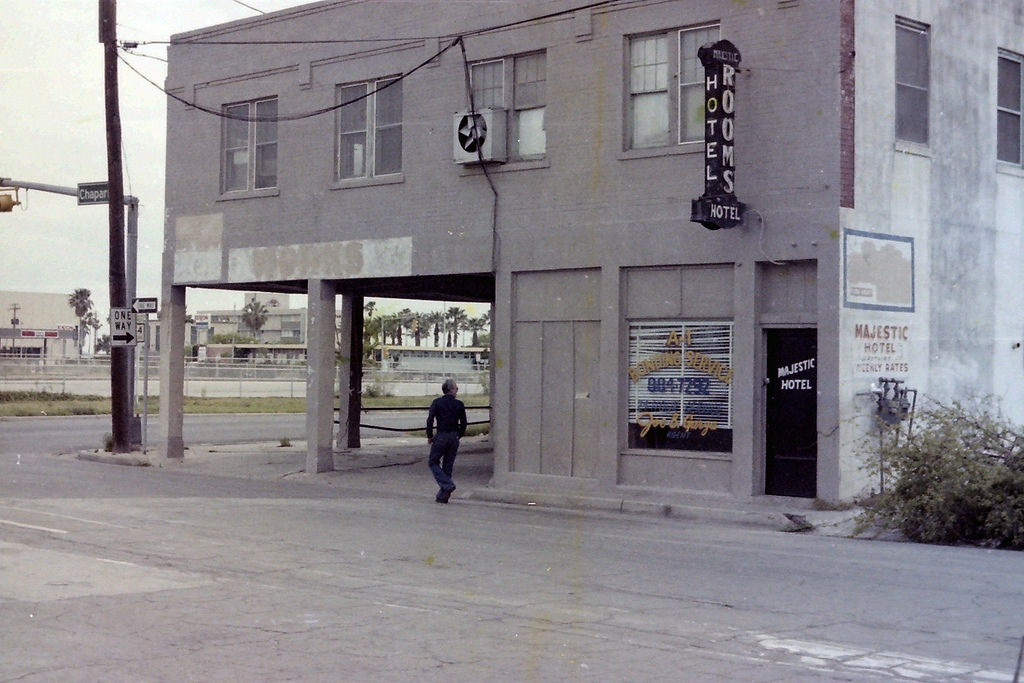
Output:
top-left (0, 193), bottom-right (19, 212)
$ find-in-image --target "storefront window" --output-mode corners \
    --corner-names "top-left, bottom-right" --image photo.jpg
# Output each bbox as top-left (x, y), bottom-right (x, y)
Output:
top-left (627, 321), bottom-right (733, 452)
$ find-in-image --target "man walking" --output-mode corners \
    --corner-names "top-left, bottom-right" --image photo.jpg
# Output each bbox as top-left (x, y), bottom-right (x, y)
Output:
top-left (426, 378), bottom-right (468, 503)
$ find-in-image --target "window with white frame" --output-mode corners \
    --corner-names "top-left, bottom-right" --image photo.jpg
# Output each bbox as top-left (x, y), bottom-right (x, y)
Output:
top-left (679, 25), bottom-right (719, 143)
top-left (627, 25), bottom-right (720, 150)
top-left (998, 51), bottom-right (1022, 164)
top-left (471, 52), bottom-right (547, 160)
top-left (337, 78), bottom-right (402, 180)
top-left (629, 34), bottom-right (669, 148)
top-left (222, 97), bottom-right (277, 192)
top-left (627, 320), bottom-right (734, 452)
top-left (895, 18), bottom-right (929, 144)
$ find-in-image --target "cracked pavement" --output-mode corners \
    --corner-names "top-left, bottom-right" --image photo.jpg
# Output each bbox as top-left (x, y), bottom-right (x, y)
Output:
top-left (1, 448), bottom-right (1023, 681)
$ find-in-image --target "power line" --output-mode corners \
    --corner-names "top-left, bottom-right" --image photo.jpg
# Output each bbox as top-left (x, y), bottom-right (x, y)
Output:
top-left (117, 0), bottom-right (622, 123)
top-left (117, 37), bottom-right (461, 123)
top-left (229, 0), bottom-right (267, 14)
top-left (127, 0), bottom-right (619, 47)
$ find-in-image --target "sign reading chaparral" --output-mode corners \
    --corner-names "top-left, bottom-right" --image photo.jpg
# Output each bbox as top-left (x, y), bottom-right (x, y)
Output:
top-left (628, 322), bottom-right (734, 451)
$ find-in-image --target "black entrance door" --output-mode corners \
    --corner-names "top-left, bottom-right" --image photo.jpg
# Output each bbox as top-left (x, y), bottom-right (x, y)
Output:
top-left (765, 329), bottom-right (817, 497)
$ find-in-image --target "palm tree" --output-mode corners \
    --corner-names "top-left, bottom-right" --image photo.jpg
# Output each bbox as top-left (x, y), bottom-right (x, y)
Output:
top-left (83, 310), bottom-right (101, 353)
top-left (241, 299), bottom-right (268, 340)
top-left (405, 311), bottom-right (425, 347)
top-left (395, 308), bottom-right (413, 345)
top-left (445, 306), bottom-right (468, 347)
top-left (423, 310), bottom-right (445, 347)
top-left (467, 314), bottom-right (489, 347)
top-left (381, 316), bottom-right (401, 346)
top-left (67, 288), bottom-right (93, 355)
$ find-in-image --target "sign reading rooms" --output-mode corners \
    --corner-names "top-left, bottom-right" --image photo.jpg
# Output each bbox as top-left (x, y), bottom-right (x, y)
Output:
top-left (691, 39), bottom-right (744, 230)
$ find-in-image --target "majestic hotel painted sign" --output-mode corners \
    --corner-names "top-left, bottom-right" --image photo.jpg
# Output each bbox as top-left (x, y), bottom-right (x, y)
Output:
top-left (691, 39), bottom-right (744, 230)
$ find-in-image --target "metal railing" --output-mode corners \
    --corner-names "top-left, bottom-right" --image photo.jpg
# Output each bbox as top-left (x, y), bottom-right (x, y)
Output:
top-left (346, 405), bottom-right (492, 433)
top-left (0, 356), bottom-right (489, 399)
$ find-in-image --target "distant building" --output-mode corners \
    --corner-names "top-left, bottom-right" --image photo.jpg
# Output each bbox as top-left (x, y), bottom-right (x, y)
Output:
top-left (374, 344), bottom-right (489, 374)
top-left (0, 290), bottom-right (80, 359)
top-left (190, 292), bottom-right (307, 348)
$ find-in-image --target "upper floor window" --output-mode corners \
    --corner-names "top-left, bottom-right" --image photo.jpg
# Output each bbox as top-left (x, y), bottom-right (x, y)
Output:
top-left (627, 24), bottom-right (720, 150)
top-left (223, 97), bottom-right (277, 192)
top-left (998, 51), bottom-right (1022, 164)
top-left (337, 78), bottom-right (402, 180)
top-left (471, 52), bottom-right (547, 160)
top-left (895, 18), bottom-right (929, 144)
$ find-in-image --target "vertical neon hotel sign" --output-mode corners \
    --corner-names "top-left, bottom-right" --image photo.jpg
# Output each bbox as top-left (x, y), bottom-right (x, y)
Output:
top-left (691, 40), bottom-right (744, 230)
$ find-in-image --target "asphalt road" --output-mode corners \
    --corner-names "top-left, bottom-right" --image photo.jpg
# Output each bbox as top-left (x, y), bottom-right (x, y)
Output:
top-left (1, 450), bottom-right (1023, 681)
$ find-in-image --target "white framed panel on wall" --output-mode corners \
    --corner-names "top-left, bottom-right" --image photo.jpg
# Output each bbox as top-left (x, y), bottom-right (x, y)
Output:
top-left (843, 229), bottom-right (914, 312)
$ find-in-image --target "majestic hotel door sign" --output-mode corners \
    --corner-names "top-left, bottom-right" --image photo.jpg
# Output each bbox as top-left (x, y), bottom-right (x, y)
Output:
top-left (691, 40), bottom-right (744, 230)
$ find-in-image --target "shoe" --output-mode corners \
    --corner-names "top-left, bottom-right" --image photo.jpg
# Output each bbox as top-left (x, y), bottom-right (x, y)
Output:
top-left (436, 485), bottom-right (455, 504)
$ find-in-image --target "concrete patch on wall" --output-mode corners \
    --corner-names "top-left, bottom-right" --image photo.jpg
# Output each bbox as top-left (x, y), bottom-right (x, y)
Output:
top-left (227, 237), bottom-right (413, 283)
top-left (173, 213), bottom-right (224, 283)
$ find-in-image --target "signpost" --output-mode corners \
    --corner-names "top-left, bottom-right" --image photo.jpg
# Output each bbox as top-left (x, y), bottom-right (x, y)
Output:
top-left (1, 174), bottom-right (140, 451)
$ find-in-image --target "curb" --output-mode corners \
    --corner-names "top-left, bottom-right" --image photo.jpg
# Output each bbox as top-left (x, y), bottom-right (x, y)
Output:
top-left (467, 487), bottom-right (787, 529)
top-left (77, 451), bottom-right (152, 467)
top-left (71, 443), bottom-right (860, 536)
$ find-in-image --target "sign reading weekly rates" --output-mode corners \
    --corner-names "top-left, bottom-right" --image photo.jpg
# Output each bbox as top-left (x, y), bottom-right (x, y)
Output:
top-left (691, 39), bottom-right (744, 230)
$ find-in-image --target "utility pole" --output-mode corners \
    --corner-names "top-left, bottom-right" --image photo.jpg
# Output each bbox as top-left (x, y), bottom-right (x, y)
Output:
top-left (99, 0), bottom-right (132, 452)
top-left (9, 302), bottom-right (19, 356)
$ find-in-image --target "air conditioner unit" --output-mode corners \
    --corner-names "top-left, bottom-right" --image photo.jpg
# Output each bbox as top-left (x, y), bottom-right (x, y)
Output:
top-left (453, 109), bottom-right (507, 164)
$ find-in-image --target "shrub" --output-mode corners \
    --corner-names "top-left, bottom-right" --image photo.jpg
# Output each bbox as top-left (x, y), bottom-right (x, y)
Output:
top-left (362, 383), bottom-right (391, 398)
top-left (859, 398), bottom-right (1024, 549)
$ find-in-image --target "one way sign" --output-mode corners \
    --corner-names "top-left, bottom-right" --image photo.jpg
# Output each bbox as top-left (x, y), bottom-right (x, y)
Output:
top-left (110, 307), bottom-right (136, 346)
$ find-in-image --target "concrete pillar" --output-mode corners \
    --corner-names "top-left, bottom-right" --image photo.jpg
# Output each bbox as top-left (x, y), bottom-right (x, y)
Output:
top-left (306, 279), bottom-right (336, 473)
top-left (335, 294), bottom-right (353, 450)
top-left (733, 260), bottom-right (757, 496)
top-left (158, 285), bottom-right (186, 459)
top-left (596, 264), bottom-right (621, 489)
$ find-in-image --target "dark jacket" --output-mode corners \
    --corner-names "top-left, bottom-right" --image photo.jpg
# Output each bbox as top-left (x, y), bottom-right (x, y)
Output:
top-left (426, 393), bottom-right (468, 438)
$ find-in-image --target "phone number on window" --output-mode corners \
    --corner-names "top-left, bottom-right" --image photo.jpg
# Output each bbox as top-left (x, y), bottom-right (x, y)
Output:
top-left (647, 377), bottom-right (710, 395)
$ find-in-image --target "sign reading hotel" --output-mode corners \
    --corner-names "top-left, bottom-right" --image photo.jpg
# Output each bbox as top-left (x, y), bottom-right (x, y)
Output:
top-left (852, 321), bottom-right (911, 376)
top-left (691, 39), bottom-right (744, 230)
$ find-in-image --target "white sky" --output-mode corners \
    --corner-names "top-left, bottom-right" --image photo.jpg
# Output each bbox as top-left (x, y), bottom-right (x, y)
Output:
top-left (1, 1), bottom-right (486, 333)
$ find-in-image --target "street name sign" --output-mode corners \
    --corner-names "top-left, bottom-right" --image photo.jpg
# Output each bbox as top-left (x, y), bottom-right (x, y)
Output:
top-left (77, 182), bottom-right (110, 205)
top-left (132, 297), bottom-right (158, 314)
top-left (110, 307), bottom-right (136, 346)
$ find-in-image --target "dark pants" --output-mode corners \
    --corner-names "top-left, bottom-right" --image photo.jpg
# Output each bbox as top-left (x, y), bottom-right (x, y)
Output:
top-left (428, 432), bottom-right (460, 492)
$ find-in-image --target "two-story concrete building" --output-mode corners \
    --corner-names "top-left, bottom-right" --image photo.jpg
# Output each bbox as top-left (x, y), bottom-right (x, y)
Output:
top-left (160, 0), bottom-right (1024, 502)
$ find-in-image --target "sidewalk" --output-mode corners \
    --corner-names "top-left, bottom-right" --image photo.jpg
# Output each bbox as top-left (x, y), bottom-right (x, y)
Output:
top-left (77, 436), bottom-right (865, 538)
